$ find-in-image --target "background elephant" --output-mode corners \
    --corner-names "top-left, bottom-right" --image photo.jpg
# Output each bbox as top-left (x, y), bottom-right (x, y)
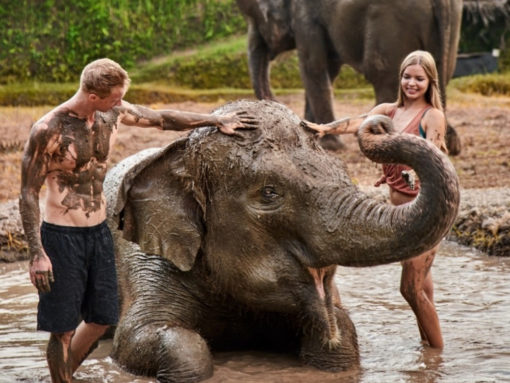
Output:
top-left (104, 100), bottom-right (460, 383)
top-left (236, 0), bottom-right (463, 154)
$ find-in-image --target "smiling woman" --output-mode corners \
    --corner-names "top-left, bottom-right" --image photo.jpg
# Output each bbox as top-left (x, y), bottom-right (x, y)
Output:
top-left (306, 50), bottom-right (449, 349)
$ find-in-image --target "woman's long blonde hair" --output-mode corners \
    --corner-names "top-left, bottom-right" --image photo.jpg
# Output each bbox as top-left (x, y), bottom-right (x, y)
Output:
top-left (396, 50), bottom-right (443, 111)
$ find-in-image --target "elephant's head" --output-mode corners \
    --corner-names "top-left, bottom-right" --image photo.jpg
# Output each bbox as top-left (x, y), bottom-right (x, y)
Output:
top-left (107, 99), bottom-right (459, 310)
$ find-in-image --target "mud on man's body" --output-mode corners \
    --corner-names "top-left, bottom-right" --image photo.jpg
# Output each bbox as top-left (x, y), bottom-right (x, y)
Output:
top-left (19, 58), bottom-right (257, 383)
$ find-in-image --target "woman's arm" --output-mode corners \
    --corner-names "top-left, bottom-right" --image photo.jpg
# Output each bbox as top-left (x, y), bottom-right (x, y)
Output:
top-left (422, 108), bottom-right (447, 153)
top-left (304, 103), bottom-right (395, 136)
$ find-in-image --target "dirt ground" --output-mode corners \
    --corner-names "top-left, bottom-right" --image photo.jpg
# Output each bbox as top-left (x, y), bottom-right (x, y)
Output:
top-left (1, 91), bottom-right (508, 204)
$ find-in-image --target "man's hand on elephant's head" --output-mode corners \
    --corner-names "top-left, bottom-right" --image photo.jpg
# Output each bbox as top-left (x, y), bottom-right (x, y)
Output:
top-left (217, 111), bottom-right (259, 135)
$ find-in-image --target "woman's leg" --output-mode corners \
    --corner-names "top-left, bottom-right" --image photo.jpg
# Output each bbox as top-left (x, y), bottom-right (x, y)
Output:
top-left (400, 248), bottom-right (443, 348)
top-left (389, 188), bottom-right (443, 349)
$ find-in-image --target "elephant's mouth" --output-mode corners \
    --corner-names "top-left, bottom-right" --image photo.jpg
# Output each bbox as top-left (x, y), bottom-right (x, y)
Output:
top-left (307, 267), bottom-right (328, 301)
top-left (285, 241), bottom-right (333, 303)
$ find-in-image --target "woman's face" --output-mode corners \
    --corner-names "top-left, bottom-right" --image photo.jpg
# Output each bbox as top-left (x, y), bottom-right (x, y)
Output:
top-left (401, 64), bottom-right (430, 102)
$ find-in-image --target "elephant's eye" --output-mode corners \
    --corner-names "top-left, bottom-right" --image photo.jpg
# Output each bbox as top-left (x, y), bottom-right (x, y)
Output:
top-left (261, 185), bottom-right (280, 202)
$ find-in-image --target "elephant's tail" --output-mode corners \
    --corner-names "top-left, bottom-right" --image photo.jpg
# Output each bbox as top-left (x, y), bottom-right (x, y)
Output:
top-left (432, 0), bottom-right (462, 108)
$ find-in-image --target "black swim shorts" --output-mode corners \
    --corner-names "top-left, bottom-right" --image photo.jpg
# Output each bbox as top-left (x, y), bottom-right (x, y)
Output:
top-left (37, 221), bottom-right (119, 333)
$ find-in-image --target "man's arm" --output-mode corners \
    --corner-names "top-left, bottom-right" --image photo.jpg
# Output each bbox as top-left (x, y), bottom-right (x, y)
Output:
top-left (117, 101), bottom-right (257, 134)
top-left (19, 123), bottom-right (56, 293)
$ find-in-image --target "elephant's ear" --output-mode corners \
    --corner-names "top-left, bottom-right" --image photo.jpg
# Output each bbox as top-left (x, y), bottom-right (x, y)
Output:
top-left (105, 137), bottom-right (203, 272)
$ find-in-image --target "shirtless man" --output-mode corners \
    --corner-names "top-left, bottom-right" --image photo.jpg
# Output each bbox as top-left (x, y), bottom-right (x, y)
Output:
top-left (19, 58), bottom-right (256, 382)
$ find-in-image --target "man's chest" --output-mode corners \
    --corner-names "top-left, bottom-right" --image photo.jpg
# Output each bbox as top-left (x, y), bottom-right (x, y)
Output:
top-left (50, 113), bottom-right (119, 170)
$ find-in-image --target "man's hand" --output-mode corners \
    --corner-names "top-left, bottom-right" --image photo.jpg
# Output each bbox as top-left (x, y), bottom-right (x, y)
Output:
top-left (29, 253), bottom-right (54, 293)
top-left (216, 111), bottom-right (258, 135)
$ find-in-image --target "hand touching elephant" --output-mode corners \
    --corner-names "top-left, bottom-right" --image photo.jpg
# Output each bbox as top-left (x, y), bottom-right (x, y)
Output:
top-left (236, 0), bottom-right (463, 154)
top-left (104, 100), bottom-right (460, 382)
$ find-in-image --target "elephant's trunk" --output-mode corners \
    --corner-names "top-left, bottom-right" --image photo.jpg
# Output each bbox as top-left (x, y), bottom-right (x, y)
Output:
top-left (318, 115), bottom-right (460, 267)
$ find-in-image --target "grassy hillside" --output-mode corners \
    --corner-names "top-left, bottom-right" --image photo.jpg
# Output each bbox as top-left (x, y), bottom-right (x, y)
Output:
top-left (1, 36), bottom-right (509, 106)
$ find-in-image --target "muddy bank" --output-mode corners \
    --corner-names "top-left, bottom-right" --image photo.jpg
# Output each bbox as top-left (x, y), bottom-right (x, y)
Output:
top-left (2, 187), bottom-right (509, 262)
top-left (449, 187), bottom-right (510, 257)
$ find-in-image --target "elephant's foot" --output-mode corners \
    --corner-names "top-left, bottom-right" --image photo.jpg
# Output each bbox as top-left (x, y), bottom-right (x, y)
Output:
top-left (320, 134), bottom-right (345, 151)
top-left (300, 307), bottom-right (359, 371)
top-left (112, 319), bottom-right (213, 383)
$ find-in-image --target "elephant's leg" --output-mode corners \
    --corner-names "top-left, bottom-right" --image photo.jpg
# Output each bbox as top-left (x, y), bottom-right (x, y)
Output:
top-left (445, 123), bottom-right (461, 156)
top-left (320, 57), bottom-right (345, 151)
top-left (295, 20), bottom-right (336, 124)
top-left (247, 24), bottom-right (274, 100)
top-left (300, 305), bottom-right (359, 371)
top-left (297, 29), bottom-right (344, 151)
top-left (298, 270), bottom-right (359, 371)
top-left (112, 308), bottom-right (213, 383)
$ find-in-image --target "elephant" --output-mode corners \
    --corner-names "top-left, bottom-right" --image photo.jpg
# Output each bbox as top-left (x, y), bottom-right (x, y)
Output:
top-left (236, 0), bottom-right (463, 154)
top-left (104, 99), bottom-right (460, 383)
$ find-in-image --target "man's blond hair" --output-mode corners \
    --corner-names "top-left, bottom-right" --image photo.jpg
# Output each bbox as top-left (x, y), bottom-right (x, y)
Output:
top-left (80, 58), bottom-right (131, 98)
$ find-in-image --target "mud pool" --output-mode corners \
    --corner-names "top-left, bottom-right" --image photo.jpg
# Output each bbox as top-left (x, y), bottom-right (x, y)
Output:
top-left (1, 241), bottom-right (509, 383)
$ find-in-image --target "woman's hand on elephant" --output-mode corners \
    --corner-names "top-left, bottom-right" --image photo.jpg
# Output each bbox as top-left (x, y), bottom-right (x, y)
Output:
top-left (216, 111), bottom-right (258, 135)
top-left (302, 117), bottom-right (362, 137)
top-left (301, 120), bottom-right (329, 137)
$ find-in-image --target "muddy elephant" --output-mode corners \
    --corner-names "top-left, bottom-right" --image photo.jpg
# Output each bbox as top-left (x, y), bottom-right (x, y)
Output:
top-left (104, 100), bottom-right (460, 382)
top-left (236, 0), bottom-right (463, 154)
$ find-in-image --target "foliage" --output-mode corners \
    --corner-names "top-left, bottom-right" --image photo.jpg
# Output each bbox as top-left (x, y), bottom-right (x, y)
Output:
top-left (450, 72), bottom-right (510, 96)
top-left (459, 3), bottom-right (510, 72)
top-left (0, 0), bottom-right (245, 83)
top-left (5, 36), bottom-right (510, 106)
top-left (130, 36), bottom-right (368, 90)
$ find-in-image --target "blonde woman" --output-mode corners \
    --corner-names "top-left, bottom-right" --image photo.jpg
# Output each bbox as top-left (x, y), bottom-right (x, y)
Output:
top-left (308, 50), bottom-right (447, 348)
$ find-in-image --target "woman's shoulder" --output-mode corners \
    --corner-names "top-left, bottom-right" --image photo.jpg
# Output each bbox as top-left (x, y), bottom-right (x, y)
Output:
top-left (423, 106), bottom-right (445, 123)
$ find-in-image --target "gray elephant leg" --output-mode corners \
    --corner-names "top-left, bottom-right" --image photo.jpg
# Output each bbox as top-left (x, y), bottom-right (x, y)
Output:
top-left (298, 32), bottom-right (344, 151)
top-left (112, 307), bottom-right (213, 383)
top-left (300, 305), bottom-right (359, 371)
top-left (296, 270), bottom-right (359, 371)
top-left (445, 123), bottom-right (461, 155)
top-left (247, 24), bottom-right (274, 100)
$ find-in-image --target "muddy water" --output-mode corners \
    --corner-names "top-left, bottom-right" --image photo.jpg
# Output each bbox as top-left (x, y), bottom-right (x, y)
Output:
top-left (1, 241), bottom-right (509, 383)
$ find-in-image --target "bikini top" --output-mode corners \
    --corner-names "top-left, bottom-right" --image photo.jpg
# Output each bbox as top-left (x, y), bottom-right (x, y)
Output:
top-left (378, 105), bottom-right (432, 196)
top-left (387, 105), bottom-right (432, 138)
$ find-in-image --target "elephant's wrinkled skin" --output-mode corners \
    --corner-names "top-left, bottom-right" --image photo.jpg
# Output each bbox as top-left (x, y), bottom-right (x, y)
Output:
top-left (105, 100), bottom-right (460, 383)
top-left (236, 0), bottom-right (463, 154)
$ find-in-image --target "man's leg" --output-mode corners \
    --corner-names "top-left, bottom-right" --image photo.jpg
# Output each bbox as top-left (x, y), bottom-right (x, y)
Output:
top-left (71, 321), bottom-right (110, 373)
top-left (47, 331), bottom-right (74, 383)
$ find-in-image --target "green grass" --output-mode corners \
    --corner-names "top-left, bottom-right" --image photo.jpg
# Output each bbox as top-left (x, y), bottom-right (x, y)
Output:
top-left (450, 72), bottom-right (510, 96)
top-left (1, 35), bottom-right (508, 106)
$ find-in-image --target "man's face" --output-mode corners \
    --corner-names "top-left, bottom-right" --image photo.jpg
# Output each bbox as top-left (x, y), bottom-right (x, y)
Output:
top-left (92, 85), bottom-right (127, 112)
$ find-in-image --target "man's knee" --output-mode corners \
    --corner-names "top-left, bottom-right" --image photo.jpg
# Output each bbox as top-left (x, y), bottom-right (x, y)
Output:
top-left (51, 330), bottom-right (75, 347)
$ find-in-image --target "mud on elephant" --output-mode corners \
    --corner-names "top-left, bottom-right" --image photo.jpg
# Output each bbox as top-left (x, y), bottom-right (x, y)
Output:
top-left (104, 100), bottom-right (460, 382)
top-left (236, 0), bottom-right (463, 154)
